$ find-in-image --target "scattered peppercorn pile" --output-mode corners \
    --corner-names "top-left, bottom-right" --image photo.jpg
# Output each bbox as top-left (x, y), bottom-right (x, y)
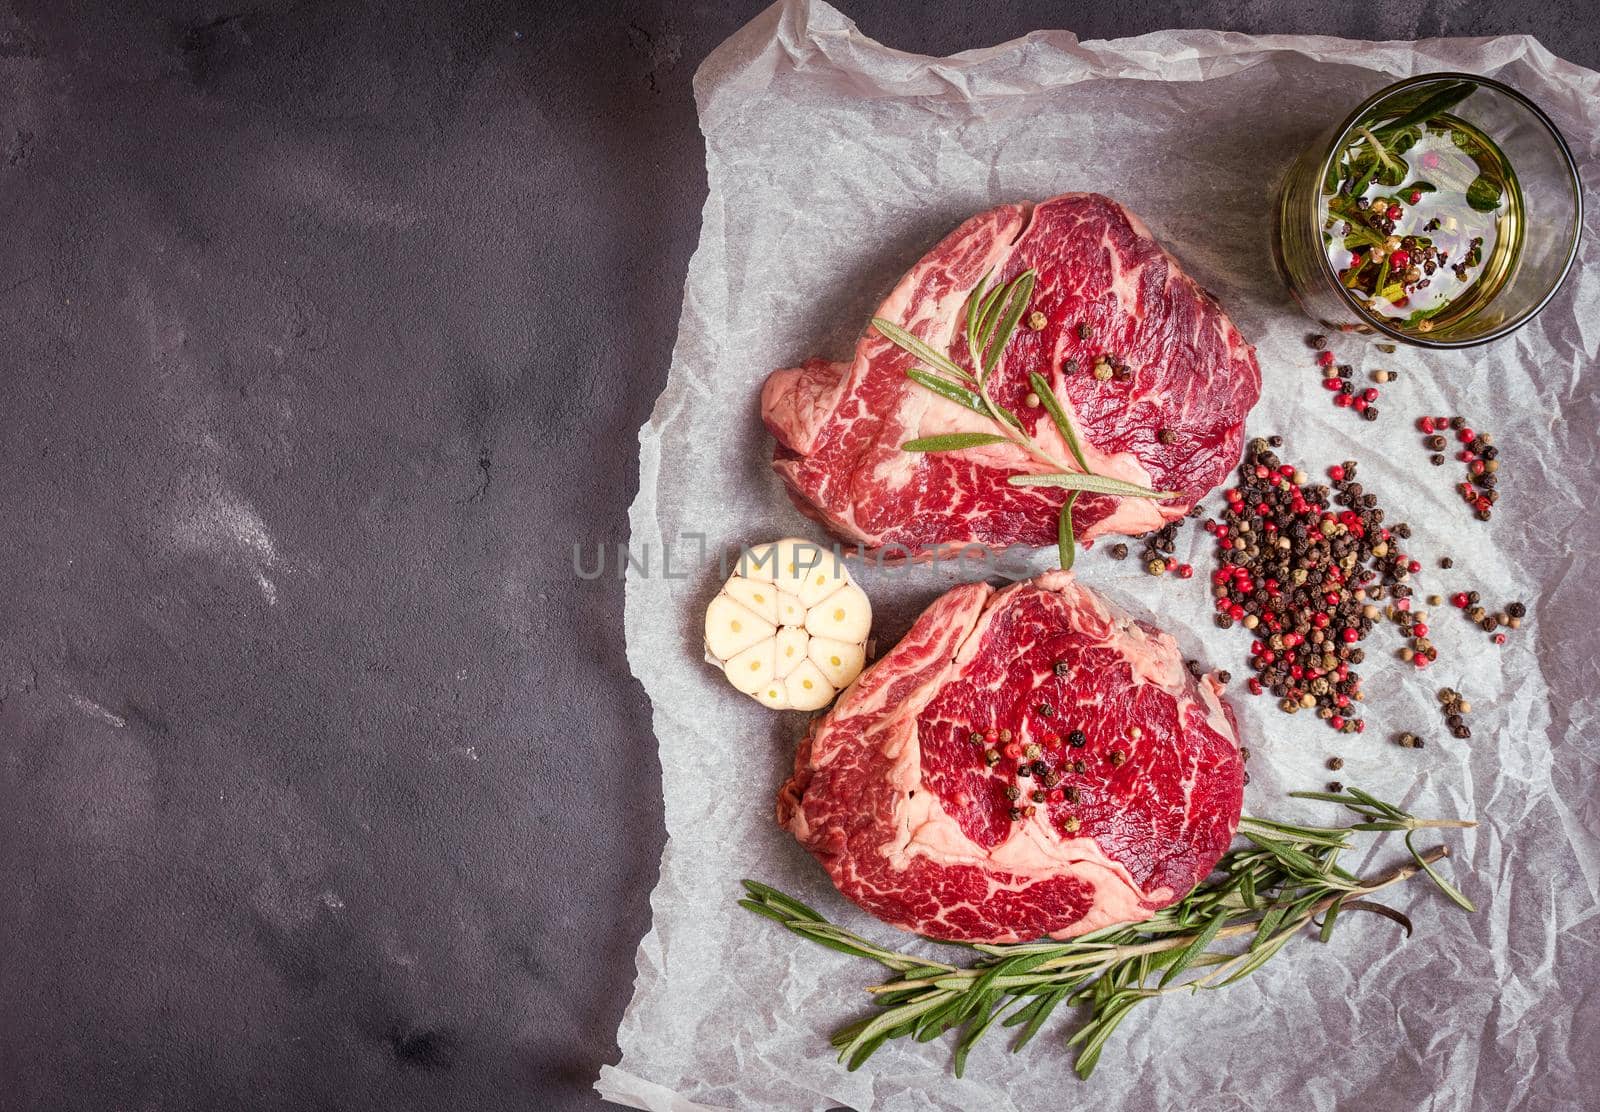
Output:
top-left (1308, 334), bottom-right (1394, 421)
top-left (1437, 686), bottom-right (1473, 740)
top-left (1446, 590), bottom-right (1525, 644)
top-left (1203, 437), bottom-right (1433, 734)
top-left (1416, 415), bottom-right (1500, 520)
top-left (1104, 514), bottom-right (1197, 579)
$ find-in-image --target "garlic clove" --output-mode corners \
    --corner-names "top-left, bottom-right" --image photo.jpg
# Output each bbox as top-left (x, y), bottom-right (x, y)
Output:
top-left (804, 581), bottom-right (872, 643)
top-left (723, 576), bottom-right (780, 624)
top-left (808, 636), bottom-right (866, 689)
top-left (705, 595), bottom-right (776, 661)
top-left (784, 659), bottom-right (834, 712)
top-left (773, 625), bottom-right (809, 679)
top-left (724, 639), bottom-right (776, 696)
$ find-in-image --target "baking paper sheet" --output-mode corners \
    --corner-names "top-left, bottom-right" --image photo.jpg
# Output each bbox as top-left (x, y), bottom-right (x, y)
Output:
top-left (601, 2), bottom-right (1600, 1107)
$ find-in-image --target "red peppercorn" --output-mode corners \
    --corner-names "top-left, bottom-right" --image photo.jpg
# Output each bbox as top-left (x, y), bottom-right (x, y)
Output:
top-left (1330, 715), bottom-right (1345, 730)
top-left (1176, 563), bottom-right (1193, 579)
top-left (1354, 720), bottom-right (1366, 733)
top-left (1362, 388), bottom-right (1379, 403)
top-left (1389, 250), bottom-right (1409, 270)
top-left (1341, 627), bottom-right (1359, 644)
top-left (1248, 678), bottom-right (1263, 695)
top-left (1408, 559), bottom-right (1421, 573)
top-left (1328, 464), bottom-right (1346, 482)
top-left (1334, 393), bottom-right (1353, 408)
top-left (1323, 377), bottom-right (1342, 391)
top-left (1414, 655), bottom-right (1430, 669)
top-left (1395, 597), bottom-right (1411, 612)
top-left (1353, 397), bottom-right (1368, 413)
top-left (1003, 741), bottom-right (1022, 759)
top-left (1317, 350), bottom-right (1334, 367)
top-left (1047, 789), bottom-right (1064, 803)
top-left (1493, 633), bottom-right (1507, 645)
top-left (1408, 190), bottom-right (1421, 204)
top-left (1412, 622), bottom-right (1429, 637)
top-left (1458, 427), bottom-right (1475, 442)
top-left (1387, 204), bottom-right (1403, 220)
top-left (985, 728), bottom-right (998, 740)
top-left (1452, 592), bottom-right (1469, 608)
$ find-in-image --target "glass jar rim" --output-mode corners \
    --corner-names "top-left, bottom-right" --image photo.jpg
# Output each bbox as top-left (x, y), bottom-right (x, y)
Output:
top-left (1313, 71), bottom-right (1583, 349)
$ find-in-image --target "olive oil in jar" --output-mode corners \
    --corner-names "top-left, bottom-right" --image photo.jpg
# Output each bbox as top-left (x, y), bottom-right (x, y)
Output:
top-left (1321, 113), bottom-right (1523, 336)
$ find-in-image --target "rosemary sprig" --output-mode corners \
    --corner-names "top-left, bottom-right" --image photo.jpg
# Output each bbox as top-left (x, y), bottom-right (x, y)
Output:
top-left (872, 270), bottom-right (1175, 568)
top-left (741, 787), bottom-right (1474, 1079)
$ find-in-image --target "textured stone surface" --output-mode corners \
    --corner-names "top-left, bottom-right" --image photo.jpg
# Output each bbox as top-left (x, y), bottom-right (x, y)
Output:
top-left (0, 2), bottom-right (1591, 1110)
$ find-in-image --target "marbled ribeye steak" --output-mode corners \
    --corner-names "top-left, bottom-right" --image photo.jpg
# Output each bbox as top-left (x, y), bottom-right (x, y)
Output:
top-left (777, 571), bottom-right (1245, 943)
top-left (761, 193), bottom-right (1261, 556)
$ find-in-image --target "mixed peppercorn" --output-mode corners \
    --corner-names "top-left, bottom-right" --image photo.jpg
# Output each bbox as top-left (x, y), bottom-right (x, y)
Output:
top-left (1203, 438), bottom-right (1436, 733)
top-left (1417, 415), bottom-right (1500, 520)
top-left (1104, 514), bottom-right (1196, 578)
top-left (965, 691), bottom-right (1132, 829)
top-left (1313, 344), bottom-right (1385, 421)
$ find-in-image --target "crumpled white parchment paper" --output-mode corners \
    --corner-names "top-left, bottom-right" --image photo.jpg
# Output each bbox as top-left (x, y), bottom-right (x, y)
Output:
top-left (600, 2), bottom-right (1600, 1108)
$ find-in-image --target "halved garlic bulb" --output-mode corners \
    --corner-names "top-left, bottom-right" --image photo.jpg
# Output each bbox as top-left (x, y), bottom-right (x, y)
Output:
top-left (704, 539), bottom-right (871, 711)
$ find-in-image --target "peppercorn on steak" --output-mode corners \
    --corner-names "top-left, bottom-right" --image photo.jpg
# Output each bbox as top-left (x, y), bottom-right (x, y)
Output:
top-left (761, 193), bottom-right (1261, 556)
top-left (777, 570), bottom-right (1245, 944)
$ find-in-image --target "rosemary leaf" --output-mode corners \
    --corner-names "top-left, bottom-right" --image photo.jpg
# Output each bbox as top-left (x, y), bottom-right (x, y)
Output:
top-left (1318, 896), bottom-right (1344, 943)
top-left (1007, 987), bottom-right (1067, 1052)
top-left (1158, 911), bottom-right (1227, 987)
top-left (1344, 787), bottom-right (1408, 819)
top-left (871, 317), bottom-right (972, 383)
top-left (953, 994), bottom-right (1004, 1078)
top-left (905, 368), bottom-right (988, 415)
top-left (975, 279), bottom-right (1010, 354)
top-left (1008, 472), bottom-right (1174, 499)
top-left (981, 270), bottom-right (1037, 378)
top-left (901, 432), bottom-right (1012, 453)
top-left (741, 880), bottom-right (825, 921)
top-left (964, 271), bottom-right (992, 357)
top-left (1058, 493), bottom-right (1077, 572)
top-left (1374, 81), bottom-right (1476, 136)
top-left (1029, 372), bottom-right (1092, 473)
top-left (1406, 831), bottom-right (1476, 913)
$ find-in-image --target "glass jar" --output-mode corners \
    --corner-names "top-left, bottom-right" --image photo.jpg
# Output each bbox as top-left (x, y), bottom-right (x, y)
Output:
top-left (1274, 72), bottom-right (1581, 349)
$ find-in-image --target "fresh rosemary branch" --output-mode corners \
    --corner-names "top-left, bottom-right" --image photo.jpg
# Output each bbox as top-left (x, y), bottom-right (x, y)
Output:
top-left (870, 270), bottom-right (1175, 571)
top-left (740, 786), bottom-right (1475, 1079)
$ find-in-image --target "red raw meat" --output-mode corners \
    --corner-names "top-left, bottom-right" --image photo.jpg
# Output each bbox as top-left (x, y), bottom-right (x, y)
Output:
top-left (761, 193), bottom-right (1261, 556)
top-left (777, 571), bottom-right (1245, 943)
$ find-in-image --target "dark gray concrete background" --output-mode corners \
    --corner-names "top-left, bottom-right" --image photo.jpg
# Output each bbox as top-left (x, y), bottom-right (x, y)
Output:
top-left (1, 2), bottom-right (1593, 1110)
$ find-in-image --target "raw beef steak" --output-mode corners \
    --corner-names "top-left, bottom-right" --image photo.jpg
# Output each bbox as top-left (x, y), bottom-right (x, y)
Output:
top-left (777, 571), bottom-right (1245, 943)
top-left (761, 194), bottom-right (1261, 556)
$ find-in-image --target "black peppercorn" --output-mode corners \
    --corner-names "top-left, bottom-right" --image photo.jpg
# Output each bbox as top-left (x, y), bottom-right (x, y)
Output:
top-left (1067, 730), bottom-right (1086, 748)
